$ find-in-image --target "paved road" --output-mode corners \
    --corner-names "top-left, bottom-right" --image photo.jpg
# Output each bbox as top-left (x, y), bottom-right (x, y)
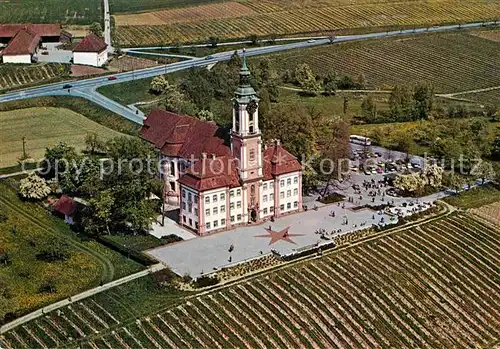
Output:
top-left (0, 263), bottom-right (165, 335)
top-left (0, 22), bottom-right (495, 125)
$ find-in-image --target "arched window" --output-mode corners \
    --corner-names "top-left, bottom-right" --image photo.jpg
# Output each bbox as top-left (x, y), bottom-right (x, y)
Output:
top-left (251, 185), bottom-right (255, 195)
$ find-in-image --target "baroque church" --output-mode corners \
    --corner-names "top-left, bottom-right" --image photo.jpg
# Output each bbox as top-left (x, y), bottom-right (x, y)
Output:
top-left (140, 55), bottom-right (303, 235)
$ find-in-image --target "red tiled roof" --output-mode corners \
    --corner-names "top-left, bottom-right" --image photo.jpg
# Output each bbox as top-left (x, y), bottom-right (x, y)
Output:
top-left (263, 145), bottom-right (302, 180)
top-left (52, 195), bottom-right (76, 216)
top-left (140, 109), bottom-right (231, 159)
top-left (73, 33), bottom-right (107, 53)
top-left (0, 24), bottom-right (60, 38)
top-left (179, 156), bottom-right (240, 191)
top-left (2, 29), bottom-right (39, 55)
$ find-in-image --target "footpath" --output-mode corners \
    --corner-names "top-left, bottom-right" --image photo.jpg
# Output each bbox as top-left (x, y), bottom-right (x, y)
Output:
top-left (0, 263), bottom-right (165, 334)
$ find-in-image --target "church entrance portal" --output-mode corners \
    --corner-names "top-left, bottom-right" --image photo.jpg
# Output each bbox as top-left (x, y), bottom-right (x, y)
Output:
top-left (251, 208), bottom-right (257, 222)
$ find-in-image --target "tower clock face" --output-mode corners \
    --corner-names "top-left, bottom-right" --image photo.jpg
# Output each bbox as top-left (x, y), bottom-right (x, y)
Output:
top-left (246, 100), bottom-right (258, 116)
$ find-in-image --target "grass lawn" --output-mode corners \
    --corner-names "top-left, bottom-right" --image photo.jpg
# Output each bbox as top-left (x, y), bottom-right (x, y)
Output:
top-left (444, 183), bottom-right (500, 209)
top-left (0, 180), bottom-right (143, 323)
top-left (97, 78), bottom-right (155, 105)
top-left (0, 107), bottom-right (124, 168)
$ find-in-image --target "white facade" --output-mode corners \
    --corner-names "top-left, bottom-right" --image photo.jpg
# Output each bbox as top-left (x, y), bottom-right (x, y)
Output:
top-left (276, 172), bottom-right (301, 214)
top-left (229, 187), bottom-right (245, 225)
top-left (2, 54), bottom-right (31, 64)
top-left (260, 180), bottom-right (275, 218)
top-left (180, 187), bottom-right (199, 230)
top-left (73, 49), bottom-right (107, 67)
top-left (202, 188), bottom-right (228, 232)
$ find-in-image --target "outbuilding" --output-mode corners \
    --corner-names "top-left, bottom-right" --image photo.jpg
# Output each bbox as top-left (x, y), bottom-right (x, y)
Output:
top-left (72, 33), bottom-right (108, 67)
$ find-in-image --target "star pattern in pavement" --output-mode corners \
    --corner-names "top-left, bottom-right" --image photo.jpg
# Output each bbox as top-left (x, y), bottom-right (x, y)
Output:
top-left (255, 226), bottom-right (304, 245)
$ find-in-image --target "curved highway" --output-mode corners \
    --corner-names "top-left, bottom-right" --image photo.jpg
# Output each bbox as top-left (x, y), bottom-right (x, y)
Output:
top-left (0, 21), bottom-right (495, 124)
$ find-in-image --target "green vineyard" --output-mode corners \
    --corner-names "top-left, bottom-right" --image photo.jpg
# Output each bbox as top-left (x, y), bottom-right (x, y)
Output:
top-left (263, 32), bottom-right (500, 93)
top-left (2, 213), bottom-right (499, 348)
top-left (0, 64), bottom-right (69, 92)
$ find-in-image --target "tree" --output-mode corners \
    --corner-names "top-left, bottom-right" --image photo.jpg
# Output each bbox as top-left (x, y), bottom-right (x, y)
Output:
top-left (484, 104), bottom-right (498, 121)
top-left (83, 189), bottom-right (114, 235)
top-left (355, 73), bottom-right (367, 89)
top-left (413, 82), bottom-right (434, 119)
top-left (361, 95), bottom-right (377, 122)
top-left (19, 174), bottom-right (51, 200)
top-left (323, 71), bottom-right (337, 95)
top-left (470, 160), bottom-right (495, 184)
top-left (85, 132), bottom-right (104, 155)
top-left (208, 36), bottom-right (219, 48)
top-left (389, 85), bottom-right (413, 121)
top-left (196, 109), bottom-right (214, 121)
top-left (89, 22), bottom-right (103, 37)
top-left (150, 75), bottom-right (172, 95)
top-left (248, 34), bottom-right (259, 46)
top-left (42, 142), bottom-right (77, 179)
top-left (294, 63), bottom-right (321, 95)
top-left (258, 88), bottom-right (272, 117)
top-left (394, 172), bottom-right (426, 194)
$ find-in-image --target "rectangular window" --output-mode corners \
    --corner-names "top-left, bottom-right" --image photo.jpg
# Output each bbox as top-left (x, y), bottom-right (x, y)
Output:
top-left (231, 215), bottom-right (235, 222)
top-left (270, 182), bottom-right (274, 189)
top-left (221, 219), bottom-right (226, 226)
top-left (213, 195), bottom-right (218, 202)
top-left (270, 193), bottom-right (274, 200)
top-left (213, 220), bottom-right (218, 228)
top-left (221, 205), bottom-right (225, 213)
top-left (230, 202), bottom-right (235, 210)
top-left (270, 206), bottom-right (274, 212)
top-left (182, 189), bottom-right (186, 198)
top-left (170, 181), bottom-right (176, 192)
top-left (194, 196), bottom-right (198, 204)
top-left (205, 209), bottom-right (210, 216)
top-left (280, 192), bottom-right (285, 199)
top-left (263, 183), bottom-right (268, 191)
top-left (249, 150), bottom-right (255, 161)
top-left (280, 180), bottom-right (285, 187)
top-left (230, 190), bottom-right (234, 198)
top-left (206, 222), bottom-right (211, 229)
top-left (195, 222), bottom-right (199, 229)
top-left (294, 188), bottom-right (298, 196)
top-left (170, 161), bottom-right (175, 176)
top-left (189, 218), bottom-right (192, 226)
top-left (237, 214), bottom-right (242, 221)
top-left (195, 208), bottom-right (198, 216)
top-left (294, 176), bottom-right (298, 184)
top-left (294, 201), bottom-right (298, 208)
top-left (263, 195), bottom-right (268, 202)
top-left (287, 190), bottom-right (291, 197)
top-left (287, 178), bottom-right (291, 186)
top-left (182, 202), bottom-right (186, 210)
top-left (213, 207), bottom-right (218, 215)
top-left (220, 193), bottom-right (225, 201)
top-left (237, 201), bottom-right (241, 208)
top-left (183, 215), bottom-right (186, 223)
top-left (188, 193), bottom-right (192, 201)
top-left (237, 189), bottom-right (241, 196)
top-left (287, 202), bottom-right (291, 209)
top-left (188, 204), bottom-right (192, 213)
top-left (263, 208), bottom-right (268, 215)
top-left (205, 196), bottom-right (210, 204)
top-left (280, 204), bottom-right (284, 211)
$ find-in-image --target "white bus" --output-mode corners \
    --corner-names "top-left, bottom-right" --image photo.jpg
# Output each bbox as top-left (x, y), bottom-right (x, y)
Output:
top-left (349, 135), bottom-right (371, 146)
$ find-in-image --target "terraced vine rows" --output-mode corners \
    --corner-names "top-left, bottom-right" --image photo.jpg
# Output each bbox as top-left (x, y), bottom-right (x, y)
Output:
top-left (3, 213), bottom-right (497, 348)
top-left (265, 32), bottom-right (500, 93)
top-left (0, 64), bottom-right (67, 91)
top-left (114, 0), bottom-right (500, 46)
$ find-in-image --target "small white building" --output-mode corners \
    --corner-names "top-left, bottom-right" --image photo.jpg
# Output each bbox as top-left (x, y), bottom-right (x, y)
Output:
top-left (72, 33), bottom-right (108, 67)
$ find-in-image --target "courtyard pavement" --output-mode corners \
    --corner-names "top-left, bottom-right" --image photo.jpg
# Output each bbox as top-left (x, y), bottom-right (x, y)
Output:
top-left (146, 173), bottom-right (443, 277)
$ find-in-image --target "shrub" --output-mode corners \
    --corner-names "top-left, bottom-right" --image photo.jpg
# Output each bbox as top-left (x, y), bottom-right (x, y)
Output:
top-left (36, 238), bottom-right (71, 262)
top-left (318, 192), bottom-right (345, 204)
top-left (0, 250), bottom-right (11, 266)
top-left (160, 234), bottom-right (183, 244)
top-left (18, 174), bottom-right (51, 200)
top-left (38, 277), bottom-right (57, 294)
top-left (193, 275), bottom-right (219, 288)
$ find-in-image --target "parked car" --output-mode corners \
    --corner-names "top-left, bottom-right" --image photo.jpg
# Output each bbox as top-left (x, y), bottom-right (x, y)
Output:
top-left (376, 167), bottom-right (383, 174)
top-left (41, 51), bottom-right (49, 55)
top-left (107, 76), bottom-right (117, 81)
top-left (62, 84), bottom-right (72, 89)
